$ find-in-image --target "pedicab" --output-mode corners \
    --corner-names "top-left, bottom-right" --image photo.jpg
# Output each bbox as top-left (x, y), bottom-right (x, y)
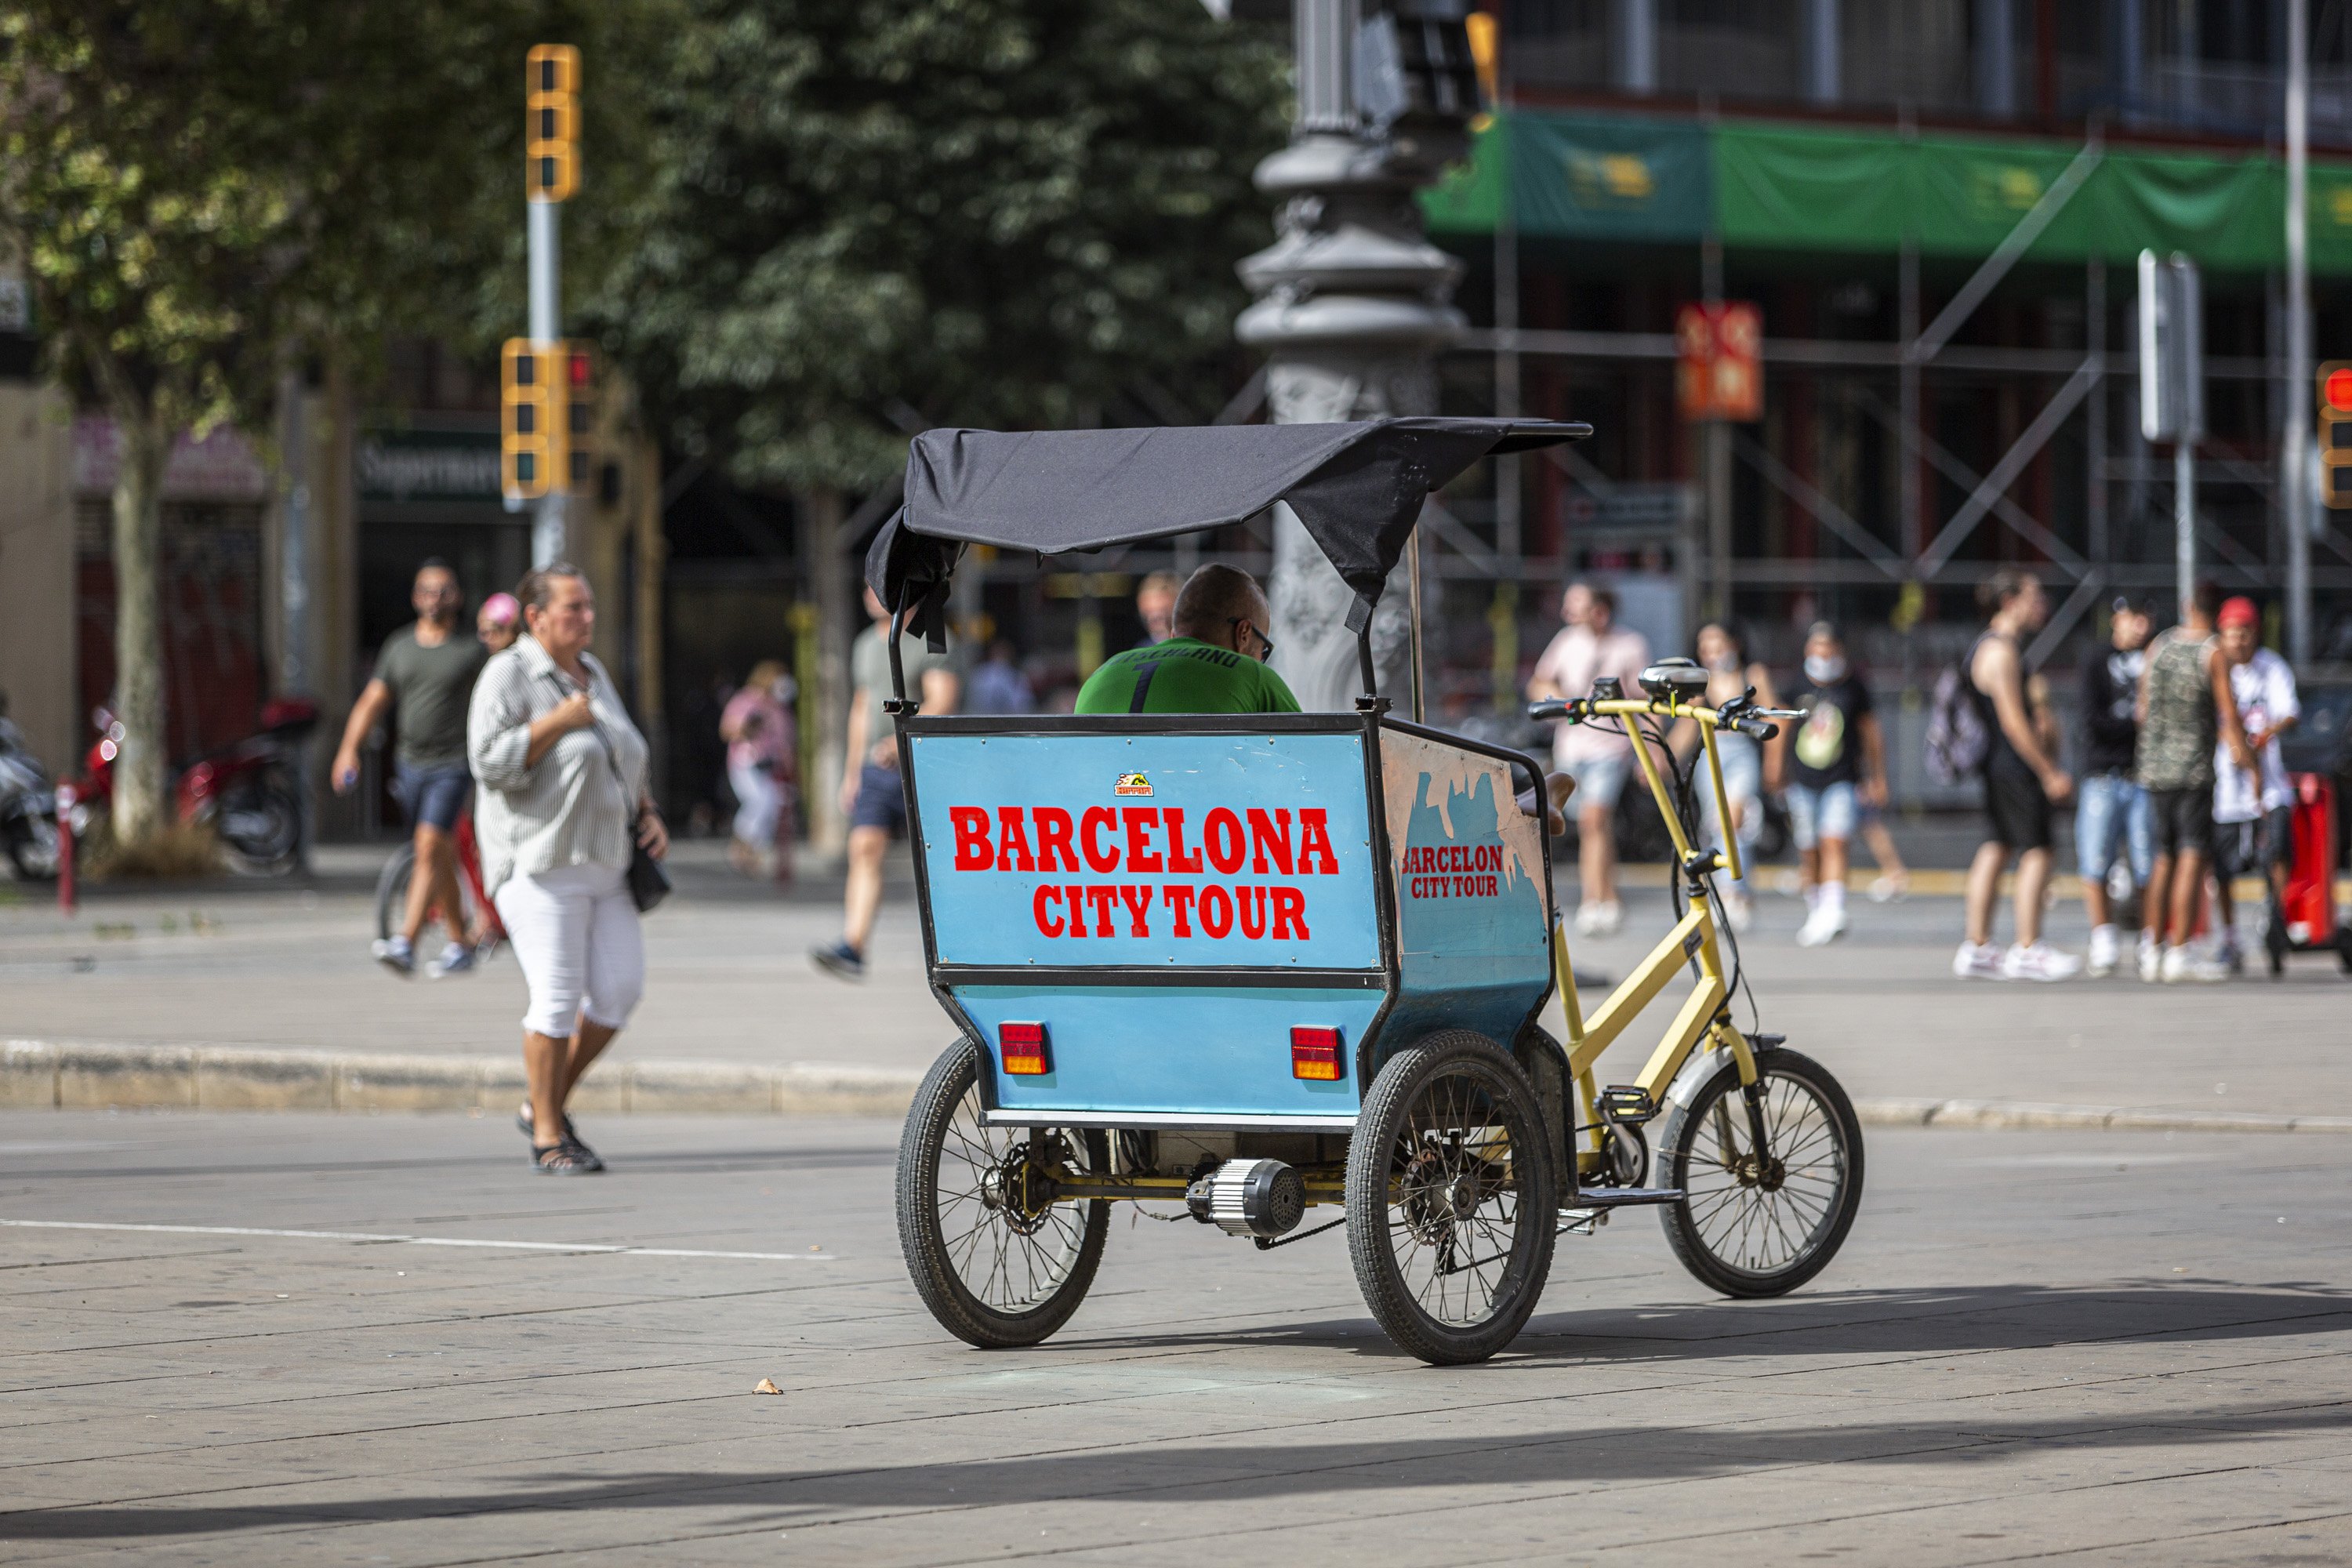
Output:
top-left (872, 419), bottom-right (1865, 1366)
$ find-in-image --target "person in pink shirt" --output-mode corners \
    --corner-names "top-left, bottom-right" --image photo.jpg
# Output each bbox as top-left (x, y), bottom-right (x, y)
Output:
top-left (719, 660), bottom-right (795, 876)
top-left (1527, 583), bottom-right (1652, 935)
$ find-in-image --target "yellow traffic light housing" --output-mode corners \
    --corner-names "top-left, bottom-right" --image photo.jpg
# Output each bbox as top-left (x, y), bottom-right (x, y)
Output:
top-left (526, 45), bottom-right (579, 202)
top-left (501, 339), bottom-right (559, 499)
top-left (2321, 361), bottom-right (2352, 510)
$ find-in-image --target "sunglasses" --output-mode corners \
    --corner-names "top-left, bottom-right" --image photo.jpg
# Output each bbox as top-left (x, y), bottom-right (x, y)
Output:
top-left (1229, 618), bottom-right (1275, 659)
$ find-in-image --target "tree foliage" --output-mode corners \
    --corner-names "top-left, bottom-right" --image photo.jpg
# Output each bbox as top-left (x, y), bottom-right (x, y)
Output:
top-left (601, 0), bottom-right (1289, 490)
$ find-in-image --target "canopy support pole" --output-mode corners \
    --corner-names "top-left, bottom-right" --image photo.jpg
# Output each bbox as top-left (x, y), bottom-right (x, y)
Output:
top-left (1405, 532), bottom-right (1425, 722)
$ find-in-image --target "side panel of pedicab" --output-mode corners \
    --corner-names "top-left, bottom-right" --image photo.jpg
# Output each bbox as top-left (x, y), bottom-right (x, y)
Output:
top-left (1375, 726), bottom-right (1554, 1058)
top-left (904, 724), bottom-right (1387, 1121)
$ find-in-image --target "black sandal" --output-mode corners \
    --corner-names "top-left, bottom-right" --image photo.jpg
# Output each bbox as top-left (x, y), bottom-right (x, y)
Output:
top-left (517, 1102), bottom-right (582, 1144)
top-left (532, 1142), bottom-right (599, 1175)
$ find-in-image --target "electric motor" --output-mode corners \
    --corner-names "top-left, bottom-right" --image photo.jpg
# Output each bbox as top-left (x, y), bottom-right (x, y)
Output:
top-left (1185, 1158), bottom-right (1306, 1239)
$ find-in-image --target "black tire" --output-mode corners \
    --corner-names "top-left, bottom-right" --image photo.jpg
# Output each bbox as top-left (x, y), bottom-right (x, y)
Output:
top-left (895, 1038), bottom-right (1109, 1349)
top-left (1345, 1031), bottom-right (1558, 1366)
top-left (1657, 1045), bottom-right (1863, 1298)
top-left (374, 843), bottom-right (418, 943)
top-left (4, 813), bottom-right (62, 881)
top-left (217, 774), bottom-right (300, 875)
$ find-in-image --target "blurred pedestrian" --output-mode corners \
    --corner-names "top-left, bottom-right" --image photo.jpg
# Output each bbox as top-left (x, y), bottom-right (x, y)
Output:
top-left (1671, 620), bottom-right (1779, 931)
top-left (811, 588), bottom-right (960, 981)
top-left (2210, 597), bottom-right (2299, 971)
top-left (720, 659), bottom-right (795, 877)
top-left (1134, 571), bottom-right (1181, 648)
top-left (2076, 597), bottom-right (2155, 977)
top-left (331, 559), bottom-right (488, 978)
top-left (967, 639), bottom-right (1036, 714)
top-left (1956, 570), bottom-right (2080, 982)
top-left (468, 564), bottom-right (666, 1174)
top-left (1780, 621), bottom-right (1886, 948)
top-left (477, 592), bottom-right (521, 654)
top-left (1529, 582), bottom-right (1651, 936)
top-left (2133, 581), bottom-right (2254, 984)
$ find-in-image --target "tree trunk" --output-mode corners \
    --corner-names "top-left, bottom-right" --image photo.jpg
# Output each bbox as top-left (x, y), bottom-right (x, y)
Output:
top-left (109, 401), bottom-right (170, 844)
top-left (799, 485), bottom-right (851, 856)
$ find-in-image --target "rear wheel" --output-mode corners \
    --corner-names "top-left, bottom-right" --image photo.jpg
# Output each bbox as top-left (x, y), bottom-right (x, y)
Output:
top-left (1345, 1031), bottom-right (1557, 1366)
top-left (1656, 1045), bottom-right (1862, 1298)
top-left (218, 771), bottom-right (301, 875)
top-left (896, 1038), bottom-right (1109, 1348)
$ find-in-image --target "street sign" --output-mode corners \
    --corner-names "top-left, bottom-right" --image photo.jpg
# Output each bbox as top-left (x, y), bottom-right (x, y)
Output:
top-left (2320, 361), bottom-right (2352, 509)
top-left (526, 45), bottom-right (579, 203)
top-left (2137, 250), bottom-right (2204, 443)
top-left (1675, 302), bottom-right (1761, 422)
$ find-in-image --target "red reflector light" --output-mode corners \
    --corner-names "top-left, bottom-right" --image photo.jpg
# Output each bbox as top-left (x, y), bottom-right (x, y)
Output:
top-left (1000, 1022), bottom-right (1051, 1076)
top-left (1291, 1025), bottom-right (1344, 1081)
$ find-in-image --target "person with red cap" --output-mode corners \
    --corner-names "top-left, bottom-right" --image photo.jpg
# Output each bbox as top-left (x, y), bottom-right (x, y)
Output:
top-left (2209, 597), bottom-right (2299, 972)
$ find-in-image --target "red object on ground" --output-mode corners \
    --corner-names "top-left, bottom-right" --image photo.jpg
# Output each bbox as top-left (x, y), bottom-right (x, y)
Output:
top-left (55, 784), bottom-right (74, 916)
top-left (2281, 772), bottom-right (2339, 946)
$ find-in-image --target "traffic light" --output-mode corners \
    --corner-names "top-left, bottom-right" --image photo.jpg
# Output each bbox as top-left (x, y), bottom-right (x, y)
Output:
top-left (2321, 361), bottom-right (2352, 509)
top-left (501, 339), bottom-right (557, 499)
top-left (1465, 10), bottom-right (1499, 111)
top-left (561, 343), bottom-right (596, 494)
top-left (526, 45), bottom-right (579, 202)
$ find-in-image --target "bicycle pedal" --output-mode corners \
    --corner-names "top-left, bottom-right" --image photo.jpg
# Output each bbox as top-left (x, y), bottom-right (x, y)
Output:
top-left (1599, 1085), bottom-right (1657, 1125)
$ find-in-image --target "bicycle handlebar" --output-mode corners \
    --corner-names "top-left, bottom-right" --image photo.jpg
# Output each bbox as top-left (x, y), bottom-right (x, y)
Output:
top-left (1526, 695), bottom-right (1787, 736)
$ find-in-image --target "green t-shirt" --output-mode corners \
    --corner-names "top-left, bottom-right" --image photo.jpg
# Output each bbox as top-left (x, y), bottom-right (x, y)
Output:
top-left (1074, 637), bottom-right (1301, 716)
top-left (375, 625), bottom-right (488, 768)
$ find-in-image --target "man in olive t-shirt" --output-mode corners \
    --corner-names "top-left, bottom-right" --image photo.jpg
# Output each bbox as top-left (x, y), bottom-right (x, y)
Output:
top-left (331, 559), bottom-right (490, 977)
top-left (1076, 564), bottom-right (1299, 716)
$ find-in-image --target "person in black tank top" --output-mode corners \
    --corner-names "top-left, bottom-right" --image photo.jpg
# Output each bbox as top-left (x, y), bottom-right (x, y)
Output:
top-left (1956, 571), bottom-right (2079, 983)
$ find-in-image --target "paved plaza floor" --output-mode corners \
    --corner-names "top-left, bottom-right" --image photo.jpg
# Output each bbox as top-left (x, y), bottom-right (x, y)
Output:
top-left (2, 1110), bottom-right (2349, 1564)
top-left (4, 842), bottom-right (2347, 1121)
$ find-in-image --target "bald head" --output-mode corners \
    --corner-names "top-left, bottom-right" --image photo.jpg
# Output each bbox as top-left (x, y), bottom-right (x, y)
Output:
top-left (1172, 564), bottom-right (1272, 660)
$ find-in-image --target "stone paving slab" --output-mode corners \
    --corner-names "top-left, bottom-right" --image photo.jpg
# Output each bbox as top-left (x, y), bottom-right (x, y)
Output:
top-left (1, 1110), bottom-right (2348, 1563)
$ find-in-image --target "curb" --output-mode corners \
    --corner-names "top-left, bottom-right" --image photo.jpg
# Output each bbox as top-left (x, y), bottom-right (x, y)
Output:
top-left (1851, 1096), bottom-right (2352, 1135)
top-left (2, 1040), bottom-right (920, 1119)
top-left (6, 1040), bottom-right (2350, 1135)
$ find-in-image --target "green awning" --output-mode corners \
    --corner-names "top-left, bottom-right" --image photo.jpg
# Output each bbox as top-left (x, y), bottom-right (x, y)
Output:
top-left (1425, 107), bottom-right (2352, 276)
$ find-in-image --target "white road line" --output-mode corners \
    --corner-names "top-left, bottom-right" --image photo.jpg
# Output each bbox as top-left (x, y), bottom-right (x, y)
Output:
top-left (0, 1219), bottom-right (833, 1261)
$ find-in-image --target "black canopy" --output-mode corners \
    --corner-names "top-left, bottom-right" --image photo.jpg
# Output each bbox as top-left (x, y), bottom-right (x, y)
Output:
top-left (866, 418), bottom-right (1588, 641)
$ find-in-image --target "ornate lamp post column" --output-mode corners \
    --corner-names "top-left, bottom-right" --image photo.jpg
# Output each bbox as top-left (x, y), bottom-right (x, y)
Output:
top-left (1237, 0), bottom-right (1468, 711)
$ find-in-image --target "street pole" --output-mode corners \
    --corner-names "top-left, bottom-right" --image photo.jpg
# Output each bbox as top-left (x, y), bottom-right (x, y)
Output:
top-left (2176, 439), bottom-right (2195, 612)
top-left (528, 198), bottom-right (567, 567)
top-left (2285, 0), bottom-right (2314, 666)
top-left (1238, 0), bottom-right (1465, 712)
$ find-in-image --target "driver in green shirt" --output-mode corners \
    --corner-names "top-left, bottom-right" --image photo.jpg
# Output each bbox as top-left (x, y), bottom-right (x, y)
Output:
top-left (1076, 564), bottom-right (1300, 715)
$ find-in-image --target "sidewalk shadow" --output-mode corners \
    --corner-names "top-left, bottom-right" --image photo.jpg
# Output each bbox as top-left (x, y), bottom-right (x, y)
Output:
top-left (11, 1392), bottom-right (2347, 1541)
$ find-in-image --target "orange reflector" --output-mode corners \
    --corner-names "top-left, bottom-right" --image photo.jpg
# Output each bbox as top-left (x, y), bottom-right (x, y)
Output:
top-left (1291, 1025), bottom-right (1344, 1081)
top-left (1000, 1022), bottom-right (1051, 1076)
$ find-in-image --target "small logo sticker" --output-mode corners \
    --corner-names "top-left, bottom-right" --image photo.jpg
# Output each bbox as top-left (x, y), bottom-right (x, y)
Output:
top-left (1113, 771), bottom-right (1153, 797)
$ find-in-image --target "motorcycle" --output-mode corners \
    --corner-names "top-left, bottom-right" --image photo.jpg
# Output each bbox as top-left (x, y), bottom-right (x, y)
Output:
top-left (0, 716), bottom-right (63, 881)
top-left (68, 696), bottom-right (320, 876)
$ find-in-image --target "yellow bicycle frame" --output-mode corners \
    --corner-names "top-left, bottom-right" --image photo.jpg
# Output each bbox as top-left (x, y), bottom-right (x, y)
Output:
top-left (1551, 698), bottom-right (1760, 1182)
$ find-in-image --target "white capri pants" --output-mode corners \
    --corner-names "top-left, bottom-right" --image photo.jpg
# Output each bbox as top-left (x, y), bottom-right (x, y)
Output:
top-left (728, 759), bottom-right (784, 848)
top-left (493, 862), bottom-right (645, 1038)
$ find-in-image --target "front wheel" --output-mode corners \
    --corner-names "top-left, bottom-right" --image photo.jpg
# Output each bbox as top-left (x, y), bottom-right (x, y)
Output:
top-left (217, 773), bottom-right (300, 875)
top-left (4, 812), bottom-right (62, 880)
top-left (895, 1038), bottom-right (1109, 1349)
top-left (1656, 1045), bottom-right (1863, 1298)
top-left (1346, 1031), bottom-right (1558, 1366)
